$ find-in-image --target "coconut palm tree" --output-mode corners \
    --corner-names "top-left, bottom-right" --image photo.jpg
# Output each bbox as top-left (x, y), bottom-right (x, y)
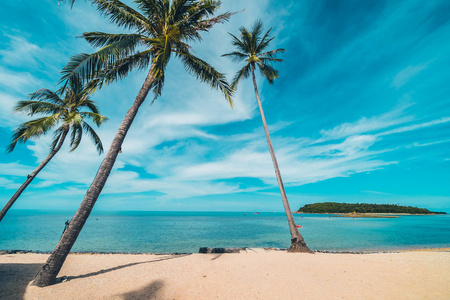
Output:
top-left (223, 21), bottom-right (313, 253)
top-left (0, 79), bottom-right (107, 223)
top-left (32, 0), bottom-right (234, 286)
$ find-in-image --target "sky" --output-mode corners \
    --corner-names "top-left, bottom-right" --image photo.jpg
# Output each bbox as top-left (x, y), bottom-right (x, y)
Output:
top-left (0, 0), bottom-right (449, 213)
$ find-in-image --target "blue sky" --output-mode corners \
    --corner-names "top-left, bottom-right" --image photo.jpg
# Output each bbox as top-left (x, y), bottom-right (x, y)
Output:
top-left (0, 0), bottom-right (449, 213)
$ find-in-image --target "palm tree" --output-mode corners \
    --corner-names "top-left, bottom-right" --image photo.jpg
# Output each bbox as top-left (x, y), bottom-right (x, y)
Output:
top-left (0, 79), bottom-right (107, 223)
top-left (223, 21), bottom-right (313, 253)
top-left (32, 0), bottom-right (234, 286)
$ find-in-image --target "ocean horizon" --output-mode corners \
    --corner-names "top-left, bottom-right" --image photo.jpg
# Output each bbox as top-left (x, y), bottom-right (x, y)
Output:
top-left (1, 209), bottom-right (449, 253)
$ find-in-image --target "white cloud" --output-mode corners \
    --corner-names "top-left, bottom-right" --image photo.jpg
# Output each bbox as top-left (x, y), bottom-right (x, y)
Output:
top-left (391, 63), bottom-right (429, 88)
top-left (102, 171), bottom-right (245, 199)
top-left (0, 92), bottom-right (26, 128)
top-left (176, 133), bottom-right (390, 187)
top-left (0, 35), bottom-right (41, 67)
top-left (378, 117), bottom-right (450, 137)
top-left (0, 67), bottom-right (41, 93)
top-left (4, 103), bottom-right (447, 201)
top-left (0, 162), bottom-right (34, 177)
top-left (319, 104), bottom-right (413, 141)
top-left (1, 0), bottom-right (448, 208)
top-left (0, 177), bottom-right (20, 189)
top-left (0, 33), bottom-right (66, 77)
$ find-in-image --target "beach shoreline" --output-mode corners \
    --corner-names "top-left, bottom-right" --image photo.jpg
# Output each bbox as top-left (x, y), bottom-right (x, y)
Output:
top-left (1, 249), bottom-right (449, 300)
top-left (1, 246), bottom-right (449, 255)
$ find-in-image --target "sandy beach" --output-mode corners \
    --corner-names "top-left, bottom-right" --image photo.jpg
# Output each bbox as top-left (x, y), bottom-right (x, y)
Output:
top-left (1, 249), bottom-right (449, 300)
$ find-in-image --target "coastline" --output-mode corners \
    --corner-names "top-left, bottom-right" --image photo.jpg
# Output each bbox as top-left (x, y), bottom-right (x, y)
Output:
top-left (294, 212), bottom-right (446, 217)
top-left (1, 249), bottom-right (448, 299)
top-left (1, 246), bottom-right (449, 255)
top-left (295, 212), bottom-right (446, 215)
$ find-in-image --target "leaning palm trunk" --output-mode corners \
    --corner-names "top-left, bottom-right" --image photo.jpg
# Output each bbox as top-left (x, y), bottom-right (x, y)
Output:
top-left (0, 128), bottom-right (69, 223)
top-left (32, 67), bottom-right (156, 287)
top-left (250, 66), bottom-right (312, 253)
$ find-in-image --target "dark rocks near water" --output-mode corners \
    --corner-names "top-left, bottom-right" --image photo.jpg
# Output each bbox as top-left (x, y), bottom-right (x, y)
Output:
top-left (199, 247), bottom-right (243, 253)
top-left (0, 250), bottom-right (50, 254)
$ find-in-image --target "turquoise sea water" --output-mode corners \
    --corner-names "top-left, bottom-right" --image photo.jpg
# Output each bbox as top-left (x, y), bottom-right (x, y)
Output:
top-left (1, 210), bottom-right (449, 253)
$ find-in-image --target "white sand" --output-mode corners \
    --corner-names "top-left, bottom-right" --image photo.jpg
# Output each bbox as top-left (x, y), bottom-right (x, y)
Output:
top-left (1, 249), bottom-right (449, 299)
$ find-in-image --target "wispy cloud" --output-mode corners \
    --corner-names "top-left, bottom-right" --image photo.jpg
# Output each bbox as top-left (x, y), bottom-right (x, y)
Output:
top-left (0, 177), bottom-right (20, 189)
top-left (0, 35), bottom-right (41, 67)
top-left (318, 105), bottom-right (413, 141)
top-left (1, 0), bottom-right (449, 211)
top-left (391, 63), bottom-right (430, 88)
top-left (378, 117), bottom-right (450, 137)
top-left (0, 67), bottom-right (41, 94)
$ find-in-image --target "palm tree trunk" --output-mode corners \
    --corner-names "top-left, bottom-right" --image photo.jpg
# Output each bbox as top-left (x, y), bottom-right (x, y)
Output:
top-left (32, 65), bottom-right (157, 287)
top-left (0, 128), bottom-right (69, 223)
top-left (250, 66), bottom-right (313, 253)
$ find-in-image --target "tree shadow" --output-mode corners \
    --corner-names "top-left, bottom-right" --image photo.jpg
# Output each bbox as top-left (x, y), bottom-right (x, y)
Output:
top-left (119, 280), bottom-right (165, 300)
top-left (64, 254), bottom-right (191, 282)
top-left (0, 262), bottom-right (43, 299)
top-left (211, 254), bottom-right (223, 261)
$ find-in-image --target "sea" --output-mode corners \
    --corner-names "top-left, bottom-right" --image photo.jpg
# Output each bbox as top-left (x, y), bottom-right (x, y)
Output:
top-left (1, 210), bottom-right (449, 253)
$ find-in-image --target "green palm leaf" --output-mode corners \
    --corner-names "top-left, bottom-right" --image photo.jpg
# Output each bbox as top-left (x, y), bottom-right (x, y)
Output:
top-left (82, 122), bottom-right (104, 154)
top-left (8, 81), bottom-right (107, 155)
top-left (223, 21), bottom-right (285, 87)
top-left (61, 0), bottom-right (234, 107)
top-left (179, 51), bottom-right (233, 106)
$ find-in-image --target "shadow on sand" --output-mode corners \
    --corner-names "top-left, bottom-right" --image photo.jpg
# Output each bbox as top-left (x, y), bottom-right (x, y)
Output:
top-left (0, 262), bottom-right (43, 299)
top-left (210, 253), bottom-right (223, 261)
top-left (119, 280), bottom-right (165, 300)
top-left (64, 254), bottom-right (191, 282)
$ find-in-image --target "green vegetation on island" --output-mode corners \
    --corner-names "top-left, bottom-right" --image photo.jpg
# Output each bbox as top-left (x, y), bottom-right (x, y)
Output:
top-left (297, 202), bottom-right (447, 214)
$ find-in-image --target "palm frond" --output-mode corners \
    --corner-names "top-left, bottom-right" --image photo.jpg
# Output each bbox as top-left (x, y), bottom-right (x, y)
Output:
top-left (78, 99), bottom-right (100, 114)
top-left (255, 27), bottom-right (274, 54)
top-left (93, 0), bottom-right (152, 33)
top-left (9, 79), bottom-right (107, 155)
top-left (28, 89), bottom-right (64, 105)
top-left (82, 122), bottom-right (104, 154)
top-left (226, 21), bottom-right (284, 86)
top-left (82, 32), bottom-right (144, 48)
top-left (193, 11), bottom-right (234, 32)
top-left (259, 57), bottom-right (283, 63)
top-left (49, 126), bottom-right (69, 152)
top-left (227, 32), bottom-right (248, 55)
top-left (7, 115), bottom-right (61, 152)
top-left (24, 114), bottom-right (61, 138)
top-left (231, 63), bottom-right (251, 89)
top-left (80, 112), bottom-right (108, 126)
top-left (87, 49), bottom-right (153, 91)
top-left (222, 51), bottom-right (247, 63)
top-left (69, 122), bottom-right (83, 152)
top-left (152, 43), bottom-right (172, 78)
top-left (187, 0), bottom-right (222, 23)
top-left (179, 51), bottom-right (233, 107)
top-left (251, 20), bottom-right (264, 47)
top-left (60, 36), bottom-right (141, 87)
top-left (135, 0), bottom-right (163, 32)
top-left (7, 124), bottom-right (28, 152)
top-left (258, 63), bottom-right (279, 84)
top-left (260, 48), bottom-right (285, 59)
top-left (14, 101), bottom-right (62, 116)
top-left (240, 27), bottom-right (255, 54)
top-left (149, 71), bottom-right (165, 101)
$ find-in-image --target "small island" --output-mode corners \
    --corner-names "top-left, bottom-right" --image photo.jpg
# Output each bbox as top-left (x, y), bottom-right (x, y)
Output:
top-left (296, 202), bottom-right (446, 218)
